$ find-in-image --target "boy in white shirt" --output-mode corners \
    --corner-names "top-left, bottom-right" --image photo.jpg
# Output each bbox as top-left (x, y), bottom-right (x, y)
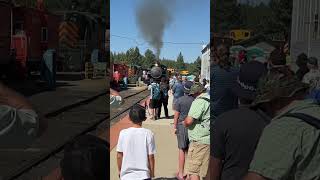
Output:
top-left (117, 104), bottom-right (156, 180)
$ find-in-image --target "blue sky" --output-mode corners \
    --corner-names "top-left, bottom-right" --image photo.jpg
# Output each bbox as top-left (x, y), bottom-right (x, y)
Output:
top-left (110, 0), bottom-right (210, 63)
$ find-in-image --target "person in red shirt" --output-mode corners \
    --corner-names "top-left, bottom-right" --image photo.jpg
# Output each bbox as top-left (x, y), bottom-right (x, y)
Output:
top-left (238, 50), bottom-right (247, 65)
top-left (114, 71), bottom-right (120, 83)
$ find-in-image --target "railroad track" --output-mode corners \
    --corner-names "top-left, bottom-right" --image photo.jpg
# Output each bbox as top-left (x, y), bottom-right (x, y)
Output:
top-left (3, 88), bottom-right (148, 180)
top-left (110, 88), bottom-right (149, 123)
top-left (116, 87), bottom-right (147, 100)
top-left (4, 92), bottom-right (107, 180)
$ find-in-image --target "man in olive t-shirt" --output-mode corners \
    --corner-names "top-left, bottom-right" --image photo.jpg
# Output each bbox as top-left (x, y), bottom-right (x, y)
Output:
top-left (244, 71), bottom-right (320, 180)
top-left (183, 83), bottom-right (210, 180)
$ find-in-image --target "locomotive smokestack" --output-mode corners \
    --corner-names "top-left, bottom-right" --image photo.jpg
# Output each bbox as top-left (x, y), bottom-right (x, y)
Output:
top-left (135, 0), bottom-right (175, 59)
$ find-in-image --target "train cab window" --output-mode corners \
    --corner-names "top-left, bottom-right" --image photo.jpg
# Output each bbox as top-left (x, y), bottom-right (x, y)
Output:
top-left (14, 22), bottom-right (24, 35)
top-left (244, 32), bottom-right (249, 37)
top-left (41, 27), bottom-right (48, 42)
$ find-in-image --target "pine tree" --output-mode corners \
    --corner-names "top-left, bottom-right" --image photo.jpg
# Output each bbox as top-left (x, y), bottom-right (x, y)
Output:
top-left (214, 0), bottom-right (243, 33)
top-left (176, 52), bottom-right (185, 71)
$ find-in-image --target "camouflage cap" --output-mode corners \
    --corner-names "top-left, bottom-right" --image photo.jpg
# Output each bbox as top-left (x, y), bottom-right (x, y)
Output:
top-left (189, 82), bottom-right (206, 95)
top-left (252, 72), bottom-right (309, 106)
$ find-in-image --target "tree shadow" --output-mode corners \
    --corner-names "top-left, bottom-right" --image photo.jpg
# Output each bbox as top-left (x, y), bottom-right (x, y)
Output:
top-left (2, 79), bottom-right (76, 97)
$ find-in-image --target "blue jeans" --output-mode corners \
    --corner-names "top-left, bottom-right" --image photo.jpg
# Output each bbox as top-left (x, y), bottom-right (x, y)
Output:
top-left (123, 77), bottom-right (128, 88)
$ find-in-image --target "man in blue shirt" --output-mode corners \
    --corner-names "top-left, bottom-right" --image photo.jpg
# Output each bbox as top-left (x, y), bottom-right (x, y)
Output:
top-left (172, 77), bottom-right (184, 110)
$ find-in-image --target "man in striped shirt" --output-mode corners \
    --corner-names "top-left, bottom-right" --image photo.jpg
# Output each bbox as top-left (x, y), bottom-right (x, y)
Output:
top-left (211, 45), bottom-right (239, 117)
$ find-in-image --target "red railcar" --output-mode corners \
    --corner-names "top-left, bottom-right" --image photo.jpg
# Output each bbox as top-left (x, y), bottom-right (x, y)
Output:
top-left (0, 0), bottom-right (60, 79)
top-left (112, 63), bottom-right (128, 82)
top-left (111, 63), bottom-right (128, 90)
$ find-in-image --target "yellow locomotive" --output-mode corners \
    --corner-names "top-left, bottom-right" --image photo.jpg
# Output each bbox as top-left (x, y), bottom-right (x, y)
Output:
top-left (229, 29), bottom-right (253, 42)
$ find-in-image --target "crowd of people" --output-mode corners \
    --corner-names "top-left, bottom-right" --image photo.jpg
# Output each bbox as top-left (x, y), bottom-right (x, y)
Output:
top-left (209, 45), bottom-right (320, 180)
top-left (115, 44), bottom-right (320, 180)
top-left (116, 62), bottom-right (211, 180)
top-left (170, 75), bottom-right (210, 180)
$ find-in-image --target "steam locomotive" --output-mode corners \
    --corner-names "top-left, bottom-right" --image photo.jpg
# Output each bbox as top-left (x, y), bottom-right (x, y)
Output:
top-left (149, 61), bottom-right (168, 81)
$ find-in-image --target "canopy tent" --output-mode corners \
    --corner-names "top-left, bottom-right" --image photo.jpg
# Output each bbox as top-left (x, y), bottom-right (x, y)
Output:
top-left (250, 42), bottom-right (275, 55)
top-left (246, 46), bottom-right (267, 62)
top-left (187, 75), bottom-right (196, 81)
top-left (230, 45), bottom-right (245, 57)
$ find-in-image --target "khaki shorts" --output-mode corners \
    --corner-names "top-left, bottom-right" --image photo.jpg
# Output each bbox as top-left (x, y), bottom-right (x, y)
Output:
top-left (186, 141), bottom-right (210, 178)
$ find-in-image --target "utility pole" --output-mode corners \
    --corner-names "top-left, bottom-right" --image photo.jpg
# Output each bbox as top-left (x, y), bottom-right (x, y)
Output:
top-left (308, 0), bottom-right (312, 57)
top-left (98, 0), bottom-right (102, 53)
top-left (103, 0), bottom-right (107, 53)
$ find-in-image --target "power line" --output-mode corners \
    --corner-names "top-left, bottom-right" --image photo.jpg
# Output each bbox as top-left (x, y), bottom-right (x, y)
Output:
top-left (111, 34), bottom-right (145, 46)
top-left (111, 34), bottom-right (207, 45)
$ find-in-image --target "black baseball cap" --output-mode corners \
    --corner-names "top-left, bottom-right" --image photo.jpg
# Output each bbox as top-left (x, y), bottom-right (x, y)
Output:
top-left (233, 61), bottom-right (267, 100)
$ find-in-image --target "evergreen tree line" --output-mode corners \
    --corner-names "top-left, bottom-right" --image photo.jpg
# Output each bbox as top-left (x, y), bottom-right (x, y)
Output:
top-left (12, 0), bottom-right (104, 14)
top-left (111, 47), bottom-right (201, 76)
top-left (214, 0), bottom-right (292, 40)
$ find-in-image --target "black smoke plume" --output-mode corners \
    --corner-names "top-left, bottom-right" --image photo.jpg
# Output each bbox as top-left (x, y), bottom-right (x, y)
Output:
top-left (136, 0), bottom-right (175, 59)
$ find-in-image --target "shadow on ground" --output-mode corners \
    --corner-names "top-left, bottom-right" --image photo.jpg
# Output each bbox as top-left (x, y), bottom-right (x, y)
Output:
top-left (157, 115), bottom-right (174, 120)
top-left (167, 115), bottom-right (174, 119)
top-left (2, 79), bottom-right (75, 97)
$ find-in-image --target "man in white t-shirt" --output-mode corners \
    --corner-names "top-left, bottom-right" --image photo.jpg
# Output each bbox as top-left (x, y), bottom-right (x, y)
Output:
top-left (117, 104), bottom-right (156, 180)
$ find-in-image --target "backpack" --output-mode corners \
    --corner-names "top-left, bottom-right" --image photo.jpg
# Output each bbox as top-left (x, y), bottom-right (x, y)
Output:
top-left (282, 112), bottom-right (320, 129)
top-left (151, 83), bottom-right (161, 100)
top-left (198, 97), bottom-right (210, 103)
top-left (196, 97), bottom-right (211, 130)
top-left (160, 84), bottom-right (168, 98)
